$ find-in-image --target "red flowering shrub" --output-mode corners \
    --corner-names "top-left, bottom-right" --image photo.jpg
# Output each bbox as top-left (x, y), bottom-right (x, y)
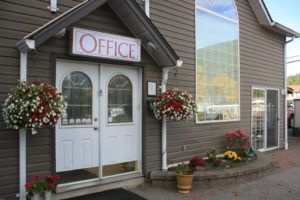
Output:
top-left (152, 88), bottom-right (196, 121)
top-left (225, 130), bottom-right (250, 157)
top-left (44, 174), bottom-right (60, 192)
top-left (2, 81), bottom-right (66, 134)
top-left (25, 174), bottom-right (61, 195)
top-left (189, 156), bottom-right (205, 169)
top-left (25, 175), bottom-right (45, 195)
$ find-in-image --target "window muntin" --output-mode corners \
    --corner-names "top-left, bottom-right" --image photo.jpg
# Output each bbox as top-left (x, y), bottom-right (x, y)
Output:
top-left (61, 71), bottom-right (93, 126)
top-left (107, 75), bottom-right (133, 124)
top-left (195, 0), bottom-right (238, 21)
top-left (251, 89), bottom-right (266, 150)
top-left (196, 0), bottom-right (240, 123)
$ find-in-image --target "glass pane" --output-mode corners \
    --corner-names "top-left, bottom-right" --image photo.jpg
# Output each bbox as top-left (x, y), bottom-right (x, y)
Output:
top-left (58, 167), bottom-right (99, 184)
top-left (251, 89), bottom-right (266, 150)
top-left (267, 90), bottom-right (279, 148)
top-left (61, 72), bottom-right (93, 126)
top-left (196, 0), bottom-right (238, 21)
top-left (196, 4), bottom-right (239, 122)
top-left (108, 75), bottom-right (133, 124)
top-left (102, 161), bottom-right (137, 177)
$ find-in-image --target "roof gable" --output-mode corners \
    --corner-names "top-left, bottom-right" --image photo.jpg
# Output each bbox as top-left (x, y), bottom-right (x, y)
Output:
top-left (16, 0), bottom-right (180, 67)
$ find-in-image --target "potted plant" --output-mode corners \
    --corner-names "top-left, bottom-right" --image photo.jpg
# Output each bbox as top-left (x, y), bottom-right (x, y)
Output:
top-left (25, 175), bottom-right (45, 200)
top-left (2, 81), bottom-right (66, 135)
top-left (44, 174), bottom-right (61, 200)
top-left (175, 163), bottom-right (195, 194)
top-left (152, 88), bottom-right (196, 121)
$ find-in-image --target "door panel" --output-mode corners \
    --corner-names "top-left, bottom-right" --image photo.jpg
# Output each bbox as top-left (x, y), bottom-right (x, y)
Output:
top-left (251, 89), bottom-right (266, 150)
top-left (100, 65), bottom-right (141, 177)
top-left (56, 60), bottom-right (100, 172)
top-left (251, 88), bottom-right (279, 150)
top-left (266, 90), bottom-right (279, 148)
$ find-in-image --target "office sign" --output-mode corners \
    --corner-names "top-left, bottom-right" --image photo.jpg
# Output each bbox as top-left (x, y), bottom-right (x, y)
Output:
top-left (72, 28), bottom-right (141, 62)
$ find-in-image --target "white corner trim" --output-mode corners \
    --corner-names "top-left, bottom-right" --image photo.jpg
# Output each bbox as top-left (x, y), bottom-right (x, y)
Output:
top-left (284, 37), bottom-right (295, 150)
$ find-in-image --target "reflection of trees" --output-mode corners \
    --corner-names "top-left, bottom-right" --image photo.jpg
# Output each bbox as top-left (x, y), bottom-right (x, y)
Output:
top-left (212, 76), bottom-right (238, 102)
top-left (197, 71), bottom-right (238, 104)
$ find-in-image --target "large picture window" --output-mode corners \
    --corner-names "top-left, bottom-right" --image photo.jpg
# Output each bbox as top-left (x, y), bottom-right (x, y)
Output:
top-left (196, 0), bottom-right (240, 123)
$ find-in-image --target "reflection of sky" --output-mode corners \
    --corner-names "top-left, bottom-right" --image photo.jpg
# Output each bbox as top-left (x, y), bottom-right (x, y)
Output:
top-left (196, 9), bottom-right (238, 49)
top-left (196, 0), bottom-right (237, 20)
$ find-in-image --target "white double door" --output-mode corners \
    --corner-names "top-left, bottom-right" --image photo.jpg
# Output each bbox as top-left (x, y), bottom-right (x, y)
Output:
top-left (55, 60), bottom-right (141, 178)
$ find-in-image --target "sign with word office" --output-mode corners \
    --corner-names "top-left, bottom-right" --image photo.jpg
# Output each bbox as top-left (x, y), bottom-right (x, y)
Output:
top-left (72, 28), bottom-right (141, 62)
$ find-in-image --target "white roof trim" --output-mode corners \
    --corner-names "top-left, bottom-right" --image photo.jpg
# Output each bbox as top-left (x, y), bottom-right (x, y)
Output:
top-left (249, 0), bottom-right (300, 38)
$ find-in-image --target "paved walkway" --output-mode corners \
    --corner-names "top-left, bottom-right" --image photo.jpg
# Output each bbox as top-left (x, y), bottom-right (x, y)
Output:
top-left (130, 135), bottom-right (300, 200)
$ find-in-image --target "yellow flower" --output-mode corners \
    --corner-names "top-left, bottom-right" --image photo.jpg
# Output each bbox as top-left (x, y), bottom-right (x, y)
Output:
top-left (224, 151), bottom-right (240, 161)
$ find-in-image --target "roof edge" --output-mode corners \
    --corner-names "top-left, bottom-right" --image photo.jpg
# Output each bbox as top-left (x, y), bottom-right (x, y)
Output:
top-left (248, 0), bottom-right (300, 38)
top-left (15, 0), bottom-right (180, 67)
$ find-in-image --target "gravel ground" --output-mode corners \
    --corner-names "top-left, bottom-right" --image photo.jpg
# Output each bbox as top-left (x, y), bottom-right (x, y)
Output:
top-left (130, 134), bottom-right (300, 200)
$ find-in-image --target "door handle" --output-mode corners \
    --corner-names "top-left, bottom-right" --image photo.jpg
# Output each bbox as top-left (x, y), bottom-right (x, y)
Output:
top-left (94, 117), bottom-right (99, 130)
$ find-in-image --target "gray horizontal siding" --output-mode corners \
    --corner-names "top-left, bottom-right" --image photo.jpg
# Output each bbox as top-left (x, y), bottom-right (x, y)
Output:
top-left (0, 0), bottom-right (286, 198)
top-left (0, 1), bottom-right (84, 199)
top-left (142, 0), bottom-right (285, 170)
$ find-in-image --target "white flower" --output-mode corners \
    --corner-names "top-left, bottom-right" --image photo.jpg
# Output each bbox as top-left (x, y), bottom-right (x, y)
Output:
top-left (32, 129), bottom-right (37, 135)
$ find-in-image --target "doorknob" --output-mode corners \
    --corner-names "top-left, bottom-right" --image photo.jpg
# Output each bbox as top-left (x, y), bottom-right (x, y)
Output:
top-left (94, 126), bottom-right (99, 130)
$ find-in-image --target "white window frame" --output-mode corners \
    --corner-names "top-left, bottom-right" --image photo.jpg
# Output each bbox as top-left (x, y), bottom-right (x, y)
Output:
top-left (195, 0), bottom-right (241, 124)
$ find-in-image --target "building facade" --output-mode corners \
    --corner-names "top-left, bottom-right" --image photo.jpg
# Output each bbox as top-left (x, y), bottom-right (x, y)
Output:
top-left (0, 0), bottom-right (299, 199)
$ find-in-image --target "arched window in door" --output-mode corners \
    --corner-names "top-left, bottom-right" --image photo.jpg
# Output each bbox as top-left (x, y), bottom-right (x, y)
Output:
top-left (108, 75), bottom-right (133, 124)
top-left (61, 71), bottom-right (92, 126)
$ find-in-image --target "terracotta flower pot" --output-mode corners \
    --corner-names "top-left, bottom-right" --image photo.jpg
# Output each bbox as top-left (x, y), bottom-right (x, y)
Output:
top-left (176, 173), bottom-right (195, 194)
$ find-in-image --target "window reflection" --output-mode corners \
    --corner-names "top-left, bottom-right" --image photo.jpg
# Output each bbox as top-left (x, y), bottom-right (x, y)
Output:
top-left (195, 0), bottom-right (238, 21)
top-left (61, 72), bottom-right (92, 126)
top-left (196, 0), bottom-right (240, 122)
top-left (108, 75), bottom-right (133, 124)
top-left (251, 89), bottom-right (265, 150)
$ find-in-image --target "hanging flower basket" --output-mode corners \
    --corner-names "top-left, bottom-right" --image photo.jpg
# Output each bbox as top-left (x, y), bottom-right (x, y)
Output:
top-left (152, 88), bottom-right (196, 121)
top-left (2, 81), bottom-right (66, 135)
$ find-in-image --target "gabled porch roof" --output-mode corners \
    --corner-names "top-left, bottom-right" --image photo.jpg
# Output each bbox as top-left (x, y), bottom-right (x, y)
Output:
top-left (16, 0), bottom-right (181, 67)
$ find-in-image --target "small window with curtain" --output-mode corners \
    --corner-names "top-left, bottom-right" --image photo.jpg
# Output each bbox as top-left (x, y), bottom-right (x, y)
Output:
top-left (195, 0), bottom-right (240, 123)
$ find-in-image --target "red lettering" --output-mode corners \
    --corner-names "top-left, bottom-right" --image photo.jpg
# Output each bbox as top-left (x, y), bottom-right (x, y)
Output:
top-left (115, 42), bottom-right (118, 57)
top-left (79, 33), bottom-right (97, 53)
top-left (107, 40), bottom-right (114, 55)
top-left (98, 39), bottom-right (106, 54)
top-left (129, 44), bottom-right (136, 59)
top-left (118, 42), bottom-right (129, 57)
